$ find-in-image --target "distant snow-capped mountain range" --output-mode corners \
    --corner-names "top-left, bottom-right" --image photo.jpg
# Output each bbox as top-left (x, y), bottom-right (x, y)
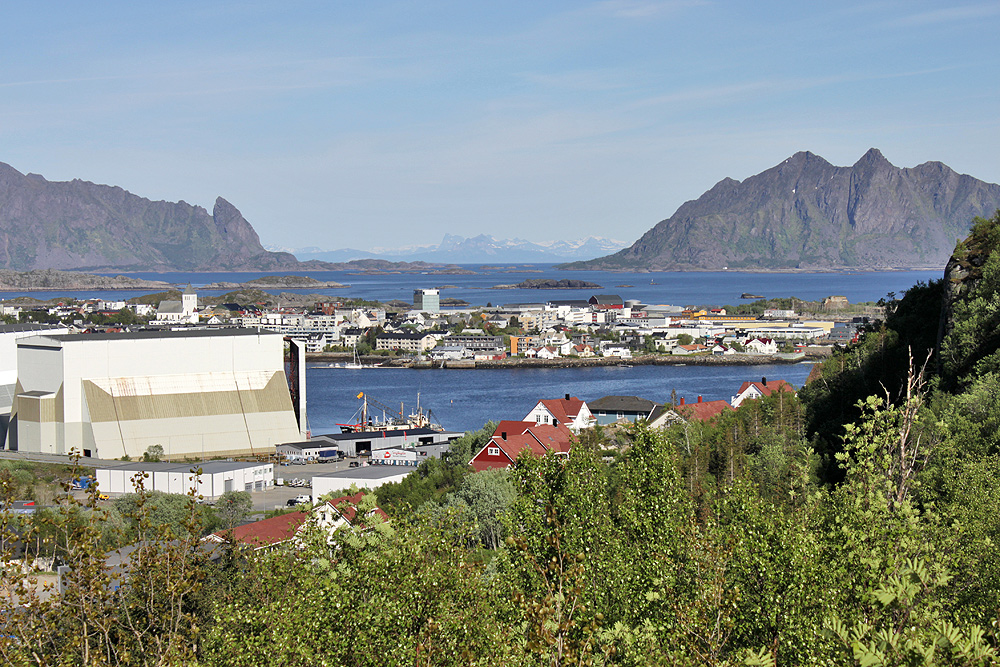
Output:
top-left (266, 234), bottom-right (629, 264)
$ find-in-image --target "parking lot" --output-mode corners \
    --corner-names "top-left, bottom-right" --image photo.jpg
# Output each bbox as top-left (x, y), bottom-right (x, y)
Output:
top-left (253, 457), bottom-right (363, 512)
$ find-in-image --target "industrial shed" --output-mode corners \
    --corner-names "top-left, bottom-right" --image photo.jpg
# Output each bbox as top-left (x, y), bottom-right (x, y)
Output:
top-left (275, 435), bottom-right (340, 460)
top-left (10, 329), bottom-right (303, 460)
top-left (96, 461), bottom-right (274, 498)
top-left (311, 466), bottom-right (414, 502)
top-left (307, 428), bottom-right (462, 458)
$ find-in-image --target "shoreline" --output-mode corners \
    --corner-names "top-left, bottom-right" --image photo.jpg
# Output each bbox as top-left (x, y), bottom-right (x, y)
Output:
top-left (304, 351), bottom-right (824, 369)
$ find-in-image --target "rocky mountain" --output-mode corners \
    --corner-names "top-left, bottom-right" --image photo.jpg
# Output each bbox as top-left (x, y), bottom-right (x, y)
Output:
top-left (562, 149), bottom-right (1000, 271)
top-left (0, 161), bottom-right (310, 272)
top-left (283, 234), bottom-right (629, 264)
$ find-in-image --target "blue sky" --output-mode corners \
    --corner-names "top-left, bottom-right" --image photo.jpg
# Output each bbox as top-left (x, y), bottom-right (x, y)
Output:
top-left (2, 1), bottom-right (999, 252)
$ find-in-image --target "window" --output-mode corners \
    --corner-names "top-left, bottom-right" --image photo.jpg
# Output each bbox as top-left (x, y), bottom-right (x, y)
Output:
top-left (617, 412), bottom-right (624, 420)
top-left (488, 446), bottom-right (500, 456)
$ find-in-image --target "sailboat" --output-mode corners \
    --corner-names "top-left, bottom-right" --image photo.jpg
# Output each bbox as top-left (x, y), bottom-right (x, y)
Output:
top-left (329, 341), bottom-right (382, 369)
top-left (341, 341), bottom-right (364, 369)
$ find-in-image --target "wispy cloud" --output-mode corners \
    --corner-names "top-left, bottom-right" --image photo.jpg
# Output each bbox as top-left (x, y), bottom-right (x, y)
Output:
top-left (0, 74), bottom-right (133, 89)
top-left (892, 3), bottom-right (1000, 27)
top-left (518, 68), bottom-right (632, 92)
top-left (590, 0), bottom-right (708, 19)
top-left (629, 66), bottom-right (963, 110)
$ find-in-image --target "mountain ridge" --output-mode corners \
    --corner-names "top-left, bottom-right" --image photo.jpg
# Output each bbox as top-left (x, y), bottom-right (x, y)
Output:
top-left (276, 234), bottom-right (629, 264)
top-left (0, 161), bottom-right (305, 272)
top-left (562, 149), bottom-right (1000, 271)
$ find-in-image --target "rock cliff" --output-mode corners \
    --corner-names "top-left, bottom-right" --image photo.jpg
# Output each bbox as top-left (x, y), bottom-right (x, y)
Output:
top-left (563, 149), bottom-right (1000, 271)
top-left (0, 161), bottom-right (302, 271)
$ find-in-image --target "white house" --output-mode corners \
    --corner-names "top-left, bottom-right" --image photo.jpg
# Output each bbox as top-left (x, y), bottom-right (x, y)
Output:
top-left (743, 337), bottom-right (778, 354)
top-left (602, 345), bottom-right (632, 359)
top-left (523, 396), bottom-right (595, 433)
top-left (525, 346), bottom-right (560, 360)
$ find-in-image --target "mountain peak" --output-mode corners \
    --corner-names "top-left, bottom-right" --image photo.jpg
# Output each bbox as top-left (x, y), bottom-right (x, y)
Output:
top-left (564, 150), bottom-right (1000, 271)
top-left (0, 162), bottom-right (294, 271)
top-left (854, 147), bottom-right (892, 169)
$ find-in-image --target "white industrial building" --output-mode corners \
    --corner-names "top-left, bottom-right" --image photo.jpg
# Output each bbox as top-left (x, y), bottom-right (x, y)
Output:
top-left (299, 428), bottom-right (462, 458)
top-left (10, 329), bottom-right (303, 460)
top-left (0, 324), bottom-right (69, 447)
top-left (276, 435), bottom-right (341, 461)
top-left (312, 466), bottom-right (414, 502)
top-left (96, 461), bottom-right (274, 498)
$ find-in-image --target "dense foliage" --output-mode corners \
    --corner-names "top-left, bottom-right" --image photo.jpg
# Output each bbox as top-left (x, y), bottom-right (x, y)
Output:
top-left (5, 213), bottom-right (1000, 665)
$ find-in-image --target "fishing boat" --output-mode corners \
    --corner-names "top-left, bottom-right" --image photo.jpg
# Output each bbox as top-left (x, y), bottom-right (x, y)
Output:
top-left (337, 392), bottom-right (444, 434)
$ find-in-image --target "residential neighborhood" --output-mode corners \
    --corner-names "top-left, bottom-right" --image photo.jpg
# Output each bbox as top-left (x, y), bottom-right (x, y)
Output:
top-left (0, 285), bottom-right (872, 361)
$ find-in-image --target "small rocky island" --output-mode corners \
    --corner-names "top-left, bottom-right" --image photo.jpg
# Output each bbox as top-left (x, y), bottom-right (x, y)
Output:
top-left (492, 278), bottom-right (602, 290)
top-left (201, 275), bottom-right (348, 290)
top-left (0, 269), bottom-right (172, 291)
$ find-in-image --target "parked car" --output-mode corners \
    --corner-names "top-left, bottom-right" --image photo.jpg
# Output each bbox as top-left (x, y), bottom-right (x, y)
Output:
top-left (287, 494), bottom-right (311, 506)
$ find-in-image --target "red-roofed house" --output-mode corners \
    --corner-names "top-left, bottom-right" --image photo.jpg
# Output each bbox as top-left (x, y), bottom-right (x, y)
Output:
top-left (204, 492), bottom-right (387, 550)
top-left (673, 343), bottom-right (709, 355)
top-left (523, 395), bottom-right (594, 433)
top-left (312, 492), bottom-right (389, 533)
top-left (525, 346), bottom-right (560, 360)
top-left (743, 337), bottom-right (778, 355)
top-left (731, 377), bottom-right (795, 408)
top-left (470, 421), bottom-right (573, 472)
top-left (676, 396), bottom-right (734, 422)
top-left (204, 511), bottom-right (308, 550)
top-left (651, 395), bottom-right (734, 427)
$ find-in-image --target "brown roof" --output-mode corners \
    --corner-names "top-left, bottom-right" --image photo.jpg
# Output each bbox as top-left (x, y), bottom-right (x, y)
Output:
top-left (471, 421), bottom-right (574, 471)
top-left (676, 400), bottom-right (733, 422)
top-left (538, 397), bottom-right (585, 424)
top-left (325, 491), bottom-right (389, 524)
top-left (735, 379), bottom-right (794, 398)
top-left (216, 511), bottom-right (308, 548)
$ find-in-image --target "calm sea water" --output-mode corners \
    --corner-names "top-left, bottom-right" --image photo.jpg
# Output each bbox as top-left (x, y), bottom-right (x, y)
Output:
top-left (303, 362), bottom-right (816, 435)
top-left (2, 266), bottom-right (942, 308)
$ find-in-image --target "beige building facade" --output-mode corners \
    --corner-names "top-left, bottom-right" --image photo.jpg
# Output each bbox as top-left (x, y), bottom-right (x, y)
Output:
top-left (10, 329), bottom-right (301, 460)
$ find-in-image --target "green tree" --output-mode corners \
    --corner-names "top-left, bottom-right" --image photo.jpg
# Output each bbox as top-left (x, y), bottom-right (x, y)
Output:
top-left (215, 490), bottom-right (253, 532)
top-left (448, 468), bottom-right (516, 549)
top-left (143, 444), bottom-right (164, 462)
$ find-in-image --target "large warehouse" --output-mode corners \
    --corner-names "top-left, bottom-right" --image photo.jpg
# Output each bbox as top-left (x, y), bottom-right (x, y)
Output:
top-left (0, 324), bottom-right (69, 447)
top-left (96, 461), bottom-right (274, 498)
top-left (9, 329), bottom-right (303, 460)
